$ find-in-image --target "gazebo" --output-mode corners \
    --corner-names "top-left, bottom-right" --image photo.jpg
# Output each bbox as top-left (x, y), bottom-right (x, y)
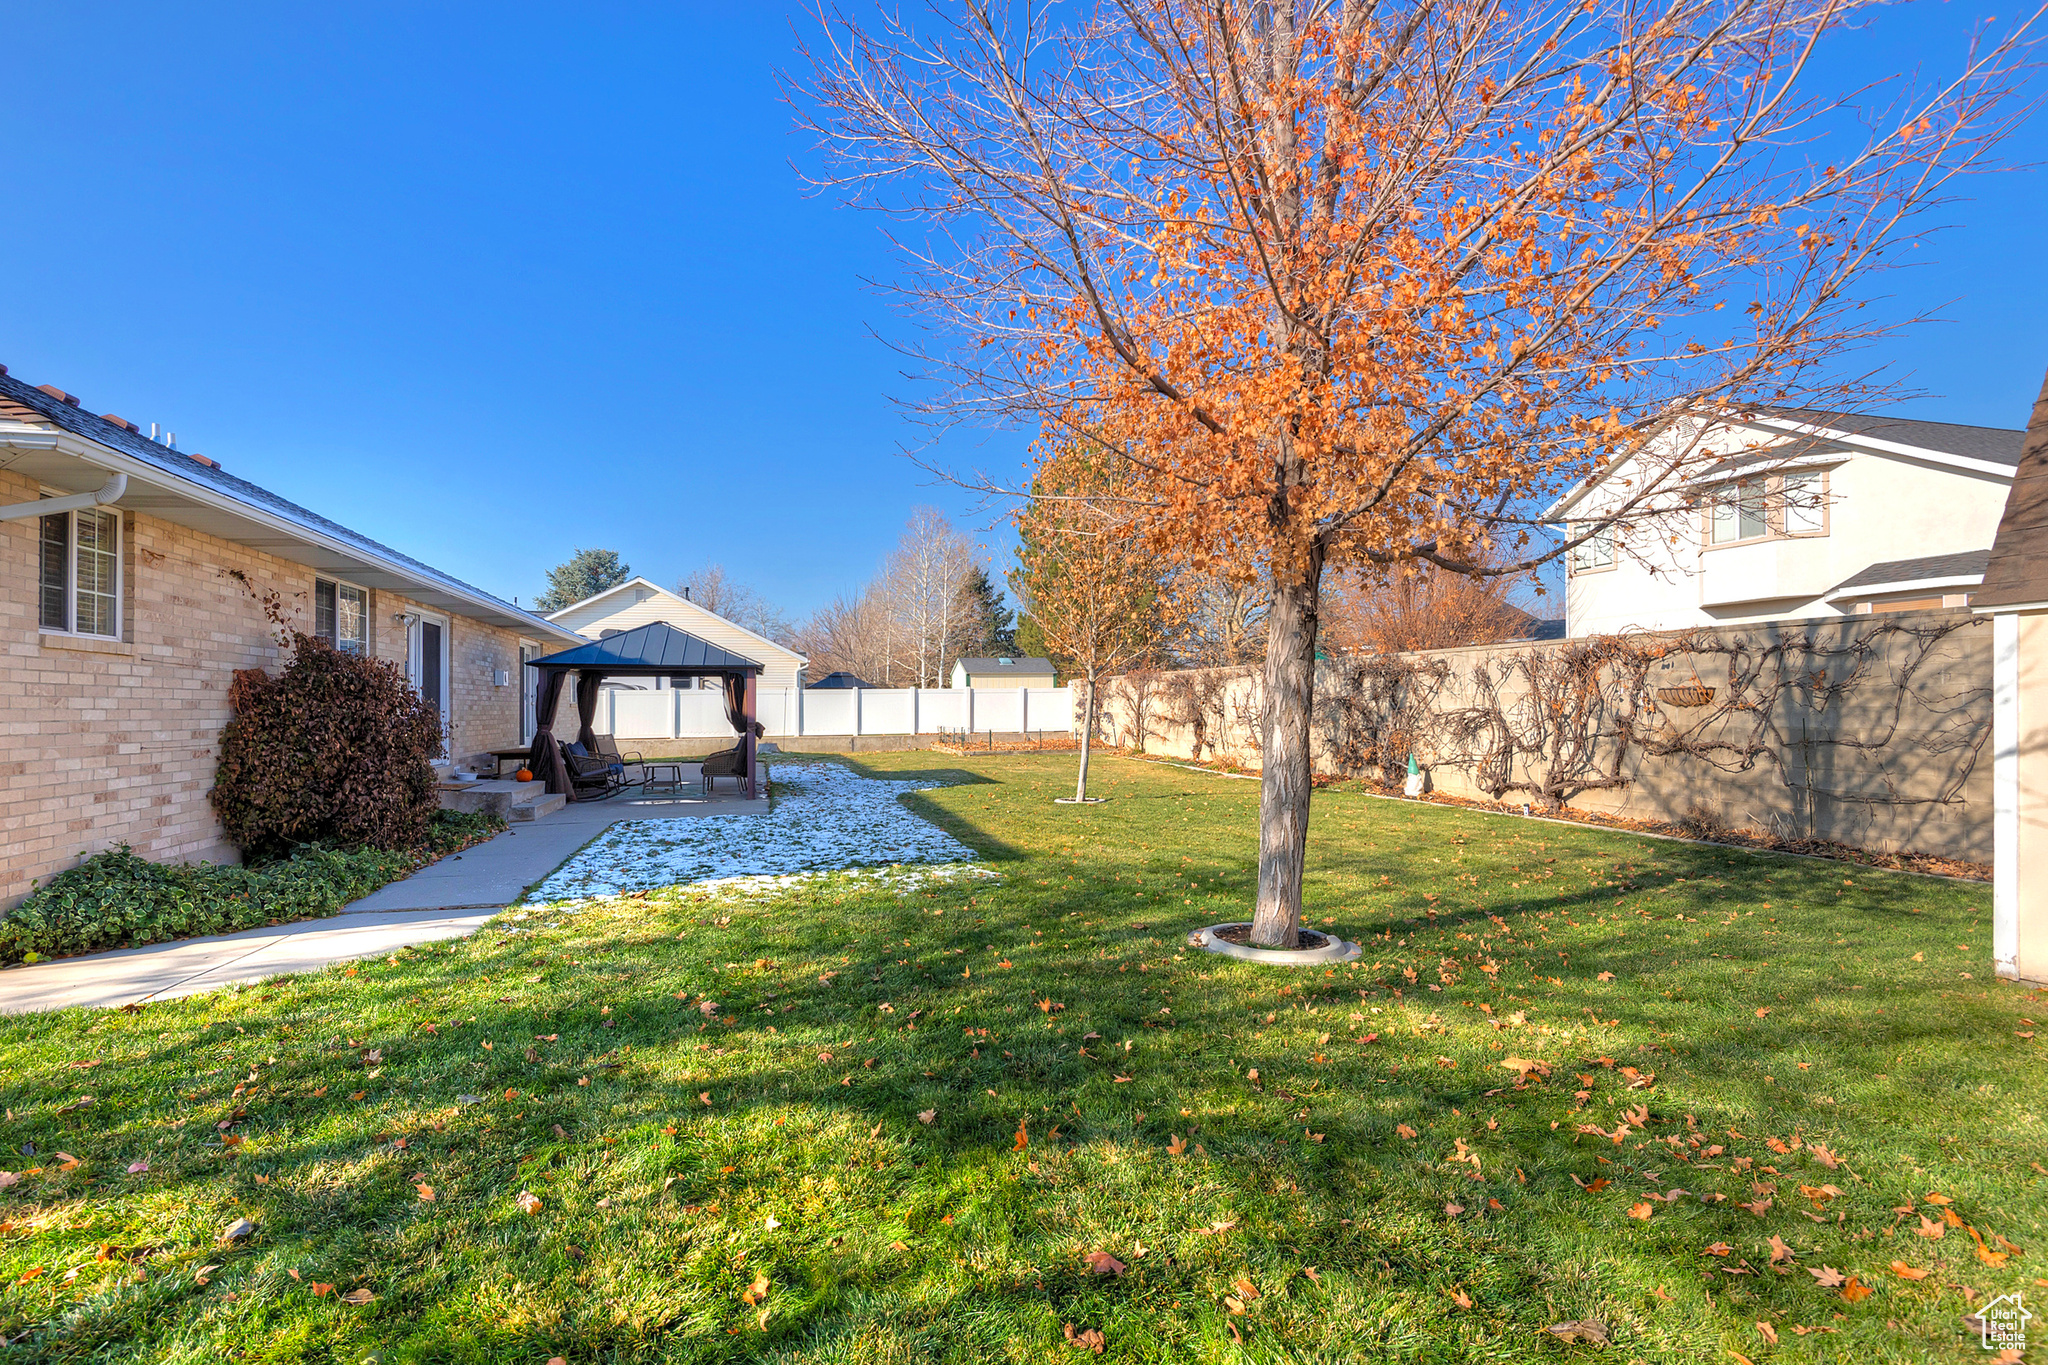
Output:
top-left (524, 621), bottom-right (765, 800)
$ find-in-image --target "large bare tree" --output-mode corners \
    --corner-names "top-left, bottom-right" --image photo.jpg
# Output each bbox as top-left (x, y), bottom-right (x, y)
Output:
top-left (800, 0), bottom-right (2037, 945)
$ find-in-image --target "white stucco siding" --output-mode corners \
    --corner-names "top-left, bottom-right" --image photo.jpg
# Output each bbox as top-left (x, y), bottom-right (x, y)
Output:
top-left (1563, 430), bottom-right (2013, 636)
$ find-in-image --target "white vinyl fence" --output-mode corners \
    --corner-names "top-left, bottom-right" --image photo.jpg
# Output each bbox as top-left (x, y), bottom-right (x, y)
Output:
top-left (590, 686), bottom-right (1075, 742)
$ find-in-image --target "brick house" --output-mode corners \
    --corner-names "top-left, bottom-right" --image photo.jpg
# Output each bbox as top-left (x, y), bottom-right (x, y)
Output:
top-left (0, 368), bottom-right (580, 910)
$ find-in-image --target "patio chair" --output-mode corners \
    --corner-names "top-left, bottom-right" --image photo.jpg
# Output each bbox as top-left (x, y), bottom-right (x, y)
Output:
top-left (591, 733), bottom-right (644, 784)
top-left (700, 741), bottom-right (747, 793)
top-left (562, 742), bottom-right (628, 800)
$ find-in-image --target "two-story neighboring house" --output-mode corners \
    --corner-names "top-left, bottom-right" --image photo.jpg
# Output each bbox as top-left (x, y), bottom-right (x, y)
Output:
top-left (1553, 406), bottom-right (2024, 637)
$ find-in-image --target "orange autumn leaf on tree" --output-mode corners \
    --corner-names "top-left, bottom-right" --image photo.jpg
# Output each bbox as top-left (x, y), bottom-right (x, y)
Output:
top-left (801, 0), bottom-right (2038, 950)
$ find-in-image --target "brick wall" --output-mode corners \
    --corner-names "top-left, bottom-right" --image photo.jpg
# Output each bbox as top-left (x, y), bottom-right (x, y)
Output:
top-left (0, 467), bottom-right (533, 910)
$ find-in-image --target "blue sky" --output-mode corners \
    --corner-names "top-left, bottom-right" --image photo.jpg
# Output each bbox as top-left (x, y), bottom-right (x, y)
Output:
top-left (4, 3), bottom-right (2041, 619)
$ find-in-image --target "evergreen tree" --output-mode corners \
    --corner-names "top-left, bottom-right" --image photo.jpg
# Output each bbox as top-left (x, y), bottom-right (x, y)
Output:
top-left (534, 548), bottom-right (630, 613)
top-left (951, 565), bottom-right (1016, 657)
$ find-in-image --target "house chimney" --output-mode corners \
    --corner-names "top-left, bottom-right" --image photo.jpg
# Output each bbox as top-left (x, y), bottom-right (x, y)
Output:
top-left (36, 384), bottom-right (80, 406)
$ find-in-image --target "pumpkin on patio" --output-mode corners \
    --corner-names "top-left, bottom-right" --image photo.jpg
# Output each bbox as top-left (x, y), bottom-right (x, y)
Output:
top-left (515, 767), bottom-right (534, 782)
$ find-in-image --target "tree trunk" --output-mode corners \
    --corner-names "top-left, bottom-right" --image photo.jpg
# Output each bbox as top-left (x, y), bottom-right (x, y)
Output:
top-left (1073, 671), bottom-right (1096, 800)
top-left (1249, 552), bottom-right (1324, 947)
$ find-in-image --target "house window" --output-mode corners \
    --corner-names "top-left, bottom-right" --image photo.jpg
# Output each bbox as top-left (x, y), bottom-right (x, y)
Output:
top-left (1710, 477), bottom-right (1770, 545)
top-left (1706, 470), bottom-right (1828, 547)
top-left (313, 579), bottom-right (367, 653)
top-left (1782, 471), bottom-right (1826, 536)
top-left (38, 507), bottom-right (121, 638)
top-left (1569, 523), bottom-right (1616, 573)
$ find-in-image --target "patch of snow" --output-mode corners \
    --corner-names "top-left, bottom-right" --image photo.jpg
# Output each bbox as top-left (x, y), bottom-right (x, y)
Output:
top-left (524, 762), bottom-right (984, 902)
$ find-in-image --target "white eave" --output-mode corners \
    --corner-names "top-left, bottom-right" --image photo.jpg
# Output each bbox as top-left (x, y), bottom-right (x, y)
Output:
top-left (1825, 573), bottom-right (1984, 604)
top-left (0, 427), bottom-right (579, 643)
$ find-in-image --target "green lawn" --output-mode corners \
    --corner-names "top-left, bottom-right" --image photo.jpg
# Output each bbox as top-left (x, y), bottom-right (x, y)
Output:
top-left (1, 751), bottom-right (2039, 1363)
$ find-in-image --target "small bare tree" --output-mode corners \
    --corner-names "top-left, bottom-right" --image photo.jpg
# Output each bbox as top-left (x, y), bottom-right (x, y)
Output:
top-left (1012, 450), bottom-right (1171, 800)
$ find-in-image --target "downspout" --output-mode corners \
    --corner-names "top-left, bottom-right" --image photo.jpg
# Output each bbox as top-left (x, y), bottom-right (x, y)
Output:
top-left (0, 472), bottom-right (127, 521)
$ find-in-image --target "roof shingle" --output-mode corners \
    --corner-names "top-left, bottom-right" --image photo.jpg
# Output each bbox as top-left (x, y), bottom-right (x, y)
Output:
top-left (1976, 371), bottom-right (2048, 609)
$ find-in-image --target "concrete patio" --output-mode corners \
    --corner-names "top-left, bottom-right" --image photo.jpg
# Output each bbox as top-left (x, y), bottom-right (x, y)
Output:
top-left (0, 769), bottom-right (767, 1014)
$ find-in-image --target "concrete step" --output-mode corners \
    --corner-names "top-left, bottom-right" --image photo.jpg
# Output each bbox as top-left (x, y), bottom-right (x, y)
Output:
top-left (509, 791), bottom-right (566, 822)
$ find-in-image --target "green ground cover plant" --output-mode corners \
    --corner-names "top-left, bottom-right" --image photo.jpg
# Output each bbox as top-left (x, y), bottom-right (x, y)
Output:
top-left (0, 810), bottom-right (505, 965)
top-left (0, 752), bottom-right (2037, 1363)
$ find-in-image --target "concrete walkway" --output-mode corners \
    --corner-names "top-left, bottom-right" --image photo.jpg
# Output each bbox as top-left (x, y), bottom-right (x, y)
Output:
top-left (0, 777), bottom-right (767, 1015)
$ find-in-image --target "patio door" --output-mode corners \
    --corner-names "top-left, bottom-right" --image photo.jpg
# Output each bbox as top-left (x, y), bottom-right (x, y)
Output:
top-left (520, 643), bottom-right (540, 744)
top-left (409, 613), bottom-right (451, 759)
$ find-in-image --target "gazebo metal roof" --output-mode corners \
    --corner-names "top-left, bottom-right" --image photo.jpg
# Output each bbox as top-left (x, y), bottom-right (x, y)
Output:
top-left (528, 621), bottom-right (764, 674)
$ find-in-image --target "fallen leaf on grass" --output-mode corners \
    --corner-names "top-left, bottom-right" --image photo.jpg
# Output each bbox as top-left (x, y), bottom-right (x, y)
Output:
top-left (1916, 1215), bottom-right (1946, 1239)
top-left (341, 1288), bottom-right (375, 1306)
top-left (221, 1218), bottom-right (256, 1243)
top-left (1769, 1235), bottom-right (1793, 1264)
top-left (1841, 1277), bottom-right (1873, 1302)
top-left (126, 1161), bottom-right (148, 1175)
top-left (1808, 1266), bottom-right (1846, 1288)
top-left (311, 1282), bottom-right (334, 1297)
top-left (1703, 1243), bottom-right (1733, 1257)
top-left (918, 1110), bottom-right (936, 1125)
top-left (1450, 1286), bottom-right (1474, 1309)
top-left (1543, 1319), bottom-right (1611, 1346)
top-left (1740, 1196), bottom-right (1773, 1217)
top-left (1085, 1251), bottom-right (1127, 1276)
top-left (516, 1190), bottom-right (543, 1215)
top-left (1627, 1201), bottom-right (1654, 1220)
top-left (193, 1264), bottom-right (221, 1285)
top-left (1756, 1322), bottom-right (1779, 1345)
top-left (741, 1271), bottom-right (770, 1306)
top-left (1062, 1322), bottom-right (1105, 1354)
top-left (1396, 1124), bottom-right (1418, 1140)
top-left (1014, 1117), bottom-right (1029, 1152)
top-left (1889, 1260), bottom-right (1929, 1280)
top-left (1167, 1134), bottom-right (1187, 1156)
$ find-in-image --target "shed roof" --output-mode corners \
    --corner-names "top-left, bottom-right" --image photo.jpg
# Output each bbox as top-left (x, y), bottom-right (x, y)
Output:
top-left (957, 656), bottom-right (1056, 675)
top-left (1977, 371), bottom-right (2048, 610)
top-left (529, 620), bottom-right (764, 673)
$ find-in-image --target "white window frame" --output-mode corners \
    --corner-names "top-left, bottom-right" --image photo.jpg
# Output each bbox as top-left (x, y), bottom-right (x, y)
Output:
top-left (37, 503), bottom-right (124, 640)
top-left (1568, 521), bottom-right (1617, 575)
top-left (519, 641), bottom-right (540, 744)
top-left (407, 610), bottom-right (453, 760)
top-left (1704, 469), bottom-right (1829, 549)
top-left (312, 576), bottom-right (370, 654)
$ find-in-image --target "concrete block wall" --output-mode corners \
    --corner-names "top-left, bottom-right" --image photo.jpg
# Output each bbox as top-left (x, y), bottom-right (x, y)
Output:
top-left (1098, 609), bottom-right (1994, 862)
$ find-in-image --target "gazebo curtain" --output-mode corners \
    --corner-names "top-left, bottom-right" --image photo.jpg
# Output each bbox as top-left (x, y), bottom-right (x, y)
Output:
top-left (526, 668), bottom-right (573, 798)
top-left (722, 672), bottom-right (763, 738)
top-left (575, 670), bottom-right (603, 751)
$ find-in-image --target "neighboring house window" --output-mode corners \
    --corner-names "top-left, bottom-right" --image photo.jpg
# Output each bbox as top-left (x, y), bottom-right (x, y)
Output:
top-left (1569, 523), bottom-right (1616, 573)
top-left (38, 507), bottom-right (121, 638)
top-left (1706, 470), bottom-right (1827, 546)
top-left (1781, 470), bottom-right (1826, 536)
top-left (313, 578), bottom-right (367, 653)
top-left (1709, 476), bottom-right (1769, 545)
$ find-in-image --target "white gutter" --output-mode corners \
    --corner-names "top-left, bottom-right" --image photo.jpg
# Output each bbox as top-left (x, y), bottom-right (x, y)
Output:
top-left (1824, 573), bottom-right (1983, 604)
top-left (1740, 415), bottom-right (2018, 480)
top-left (9, 432), bottom-right (578, 643)
top-left (0, 471), bottom-right (126, 521)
